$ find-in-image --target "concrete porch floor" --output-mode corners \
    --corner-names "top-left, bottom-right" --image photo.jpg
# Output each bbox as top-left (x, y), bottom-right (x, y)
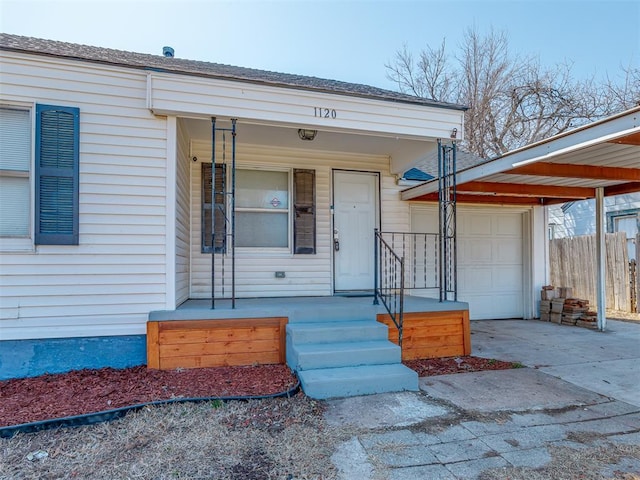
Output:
top-left (149, 295), bottom-right (469, 322)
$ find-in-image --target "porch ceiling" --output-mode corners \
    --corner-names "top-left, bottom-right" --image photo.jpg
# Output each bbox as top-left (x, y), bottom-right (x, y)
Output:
top-left (401, 107), bottom-right (640, 205)
top-left (181, 117), bottom-right (438, 173)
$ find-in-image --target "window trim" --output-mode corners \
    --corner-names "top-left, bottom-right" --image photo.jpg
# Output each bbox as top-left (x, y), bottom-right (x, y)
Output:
top-left (607, 209), bottom-right (640, 235)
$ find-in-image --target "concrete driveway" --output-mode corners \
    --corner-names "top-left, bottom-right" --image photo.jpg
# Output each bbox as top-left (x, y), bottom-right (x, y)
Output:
top-left (471, 319), bottom-right (640, 407)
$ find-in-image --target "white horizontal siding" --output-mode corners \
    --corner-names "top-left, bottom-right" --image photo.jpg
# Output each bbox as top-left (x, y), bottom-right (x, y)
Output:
top-left (2, 316), bottom-right (148, 340)
top-left (0, 52), bottom-right (168, 340)
top-left (381, 173), bottom-right (410, 232)
top-left (189, 142), bottom-right (410, 298)
top-left (607, 194), bottom-right (640, 212)
top-left (149, 73), bottom-right (465, 140)
top-left (551, 193), bottom-right (640, 238)
top-left (175, 120), bottom-right (191, 304)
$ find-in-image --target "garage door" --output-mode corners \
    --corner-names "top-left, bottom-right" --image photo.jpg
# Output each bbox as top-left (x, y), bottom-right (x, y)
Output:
top-left (411, 207), bottom-right (524, 320)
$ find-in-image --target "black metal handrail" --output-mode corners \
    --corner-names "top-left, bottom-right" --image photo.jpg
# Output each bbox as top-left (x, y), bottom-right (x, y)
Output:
top-left (378, 231), bottom-right (440, 292)
top-left (374, 229), bottom-right (405, 346)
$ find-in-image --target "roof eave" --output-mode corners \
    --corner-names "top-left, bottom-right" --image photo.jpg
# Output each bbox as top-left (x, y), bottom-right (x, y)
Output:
top-left (0, 43), bottom-right (468, 111)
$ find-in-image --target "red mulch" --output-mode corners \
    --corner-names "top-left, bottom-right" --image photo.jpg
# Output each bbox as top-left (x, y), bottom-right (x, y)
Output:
top-left (404, 356), bottom-right (518, 377)
top-left (0, 364), bottom-right (297, 427)
top-left (0, 356), bottom-right (517, 428)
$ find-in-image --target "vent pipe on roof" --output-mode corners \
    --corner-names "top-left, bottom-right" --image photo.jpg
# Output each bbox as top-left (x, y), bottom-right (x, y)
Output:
top-left (162, 46), bottom-right (174, 58)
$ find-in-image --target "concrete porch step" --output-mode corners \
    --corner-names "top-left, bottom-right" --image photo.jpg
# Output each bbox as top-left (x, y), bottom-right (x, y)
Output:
top-left (298, 363), bottom-right (419, 399)
top-left (289, 340), bottom-right (401, 371)
top-left (286, 320), bottom-right (389, 344)
top-left (288, 305), bottom-right (379, 323)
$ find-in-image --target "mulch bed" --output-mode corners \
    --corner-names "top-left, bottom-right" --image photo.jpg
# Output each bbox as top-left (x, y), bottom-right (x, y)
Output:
top-left (0, 364), bottom-right (297, 427)
top-left (1, 356), bottom-right (517, 427)
top-left (404, 356), bottom-right (519, 377)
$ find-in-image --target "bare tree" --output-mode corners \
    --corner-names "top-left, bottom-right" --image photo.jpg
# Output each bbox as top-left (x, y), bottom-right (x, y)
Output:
top-left (386, 27), bottom-right (625, 158)
top-left (603, 64), bottom-right (640, 113)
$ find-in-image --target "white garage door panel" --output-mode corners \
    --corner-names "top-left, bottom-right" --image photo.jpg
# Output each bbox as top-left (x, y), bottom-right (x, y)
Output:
top-left (494, 266), bottom-right (523, 290)
top-left (460, 265), bottom-right (521, 293)
top-left (460, 267), bottom-right (493, 292)
top-left (411, 207), bottom-right (525, 320)
top-left (464, 215), bottom-right (493, 235)
top-left (466, 294), bottom-right (522, 319)
top-left (497, 241), bottom-right (522, 262)
top-left (496, 214), bottom-right (522, 235)
top-left (466, 241), bottom-right (493, 263)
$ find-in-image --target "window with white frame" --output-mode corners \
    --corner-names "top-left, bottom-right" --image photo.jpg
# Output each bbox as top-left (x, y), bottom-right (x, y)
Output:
top-left (609, 211), bottom-right (639, 260)
top-left (0, 107), bottom-right (31, 237)
top-left (236, 168), bottom-right (290, 248)
top-left (201, 166), bottom-right (316, 253)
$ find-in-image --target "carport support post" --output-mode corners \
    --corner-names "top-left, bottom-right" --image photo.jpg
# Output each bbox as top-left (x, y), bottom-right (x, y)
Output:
top-left (596, 187), bottom-right (607, 331)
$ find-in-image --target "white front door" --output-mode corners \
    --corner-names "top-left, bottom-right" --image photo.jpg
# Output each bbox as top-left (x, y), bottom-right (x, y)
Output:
top-left (333, 170), bottom-right (379, 291)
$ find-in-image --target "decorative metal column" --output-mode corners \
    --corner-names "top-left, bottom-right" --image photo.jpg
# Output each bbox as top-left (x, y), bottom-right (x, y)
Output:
top-left (211, 118), bottom-right (237, 309)
top-left (438, 139), bottom-right (458, 302)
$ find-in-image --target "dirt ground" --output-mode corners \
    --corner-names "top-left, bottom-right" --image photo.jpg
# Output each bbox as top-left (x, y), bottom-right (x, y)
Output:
top-left (607, 310), bottom-right (640, 323)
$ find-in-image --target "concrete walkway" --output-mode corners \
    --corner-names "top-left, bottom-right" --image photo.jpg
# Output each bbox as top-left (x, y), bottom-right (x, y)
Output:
top-left (326, 319), bottom-right (640, 479)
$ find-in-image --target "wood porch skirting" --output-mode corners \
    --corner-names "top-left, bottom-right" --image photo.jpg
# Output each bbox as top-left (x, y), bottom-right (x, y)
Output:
top-left (377, 310), bottom-right (471, 360)
top-left (146, 305), bottom-right (470, 370)
top-left (147, 317), bottom-right (288, 370)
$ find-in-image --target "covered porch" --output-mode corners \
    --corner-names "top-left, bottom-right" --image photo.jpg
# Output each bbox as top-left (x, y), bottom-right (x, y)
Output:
top-left (152, 63), bottom-right (466, 308)
top-left (149, 67), bottom-right (468, 398)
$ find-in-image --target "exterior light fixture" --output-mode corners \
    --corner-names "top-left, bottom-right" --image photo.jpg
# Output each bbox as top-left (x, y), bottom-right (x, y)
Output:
top-left (450, 128), bottom-right (458, 139)
top-left (298, 129), bottom-right (317, 141)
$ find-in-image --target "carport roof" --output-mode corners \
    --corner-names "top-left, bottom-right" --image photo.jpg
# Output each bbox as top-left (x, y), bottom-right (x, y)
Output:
top-left (402, 106), bottom-right (640, 205)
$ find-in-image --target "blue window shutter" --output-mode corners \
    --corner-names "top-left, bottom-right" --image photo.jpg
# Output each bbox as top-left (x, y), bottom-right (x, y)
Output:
top-left (35, 104), bottom-right (79, 245)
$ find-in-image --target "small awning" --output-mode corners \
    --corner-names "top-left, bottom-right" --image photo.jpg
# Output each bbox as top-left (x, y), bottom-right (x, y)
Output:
top-left (402, 106), bottom-right (640, 204)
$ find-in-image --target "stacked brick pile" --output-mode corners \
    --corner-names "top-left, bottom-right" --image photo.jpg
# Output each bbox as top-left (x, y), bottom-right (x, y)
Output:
top-left (538, 286), bottom-right (598, 329)
top-left (561, 298), bottom-right (589, 326)
top-left (576, 310), bottom-right (598, 329)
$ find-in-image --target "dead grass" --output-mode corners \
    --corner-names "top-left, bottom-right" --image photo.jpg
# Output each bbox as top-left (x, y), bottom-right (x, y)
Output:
top-left (3, 394), bottom-right (639, 480)
top-left (479, 443), bottom-right (640, 480)
top-left (0, 396), bottom-right (344, 480)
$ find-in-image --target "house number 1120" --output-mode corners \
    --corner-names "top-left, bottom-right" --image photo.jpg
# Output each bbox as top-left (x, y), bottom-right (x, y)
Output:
top-left (314, 107), bottom-right (337, 119)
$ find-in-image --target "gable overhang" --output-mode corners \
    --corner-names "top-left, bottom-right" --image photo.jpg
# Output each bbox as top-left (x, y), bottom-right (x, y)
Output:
top-left (147, 72), bottom-right (465, 174)
top-left (402, 107), bottom-right (640, 205)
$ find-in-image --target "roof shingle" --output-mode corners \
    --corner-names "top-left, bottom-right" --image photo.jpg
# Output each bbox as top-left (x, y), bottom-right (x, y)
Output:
top-left (0, 33), bottom-right (466, 110)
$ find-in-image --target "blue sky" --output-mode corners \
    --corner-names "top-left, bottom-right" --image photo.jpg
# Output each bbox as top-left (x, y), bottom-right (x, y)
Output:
top-left (1, 0), bottom-right (638, 91)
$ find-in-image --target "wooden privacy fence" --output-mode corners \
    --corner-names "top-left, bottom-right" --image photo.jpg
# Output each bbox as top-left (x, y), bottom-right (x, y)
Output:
top-left (549, 232), bottom-right (633, 312)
